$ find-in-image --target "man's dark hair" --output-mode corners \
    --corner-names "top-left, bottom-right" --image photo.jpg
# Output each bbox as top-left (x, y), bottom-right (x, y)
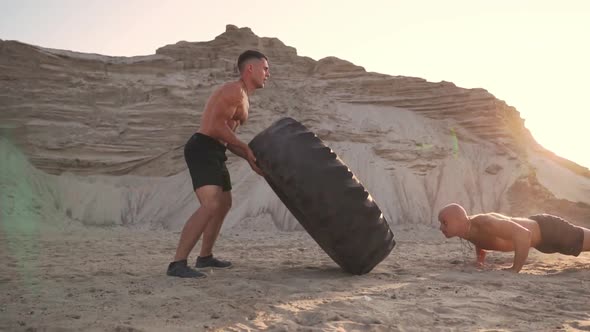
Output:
top-left (237, 50), bottom-right (267, 73)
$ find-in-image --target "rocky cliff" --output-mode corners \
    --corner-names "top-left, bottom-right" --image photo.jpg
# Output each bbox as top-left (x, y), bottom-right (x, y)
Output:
top-left (1, 25), bottom-right (588, 230)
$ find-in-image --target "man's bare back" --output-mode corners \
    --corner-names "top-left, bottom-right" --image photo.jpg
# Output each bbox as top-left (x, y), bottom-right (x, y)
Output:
top-left (467, 213), bottom-right (542, 252)
top-left (438, 203), bottom-right (590, 273)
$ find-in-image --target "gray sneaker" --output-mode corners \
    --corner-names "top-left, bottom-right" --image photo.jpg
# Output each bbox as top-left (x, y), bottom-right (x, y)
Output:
top-left (167, 260), bottom-right (206, 278)
top-left (195, 255), bottom-right (232, 269)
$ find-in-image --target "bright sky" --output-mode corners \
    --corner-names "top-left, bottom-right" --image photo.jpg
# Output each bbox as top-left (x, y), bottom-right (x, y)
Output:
top-left (1, 0), bottom-right (588, 168)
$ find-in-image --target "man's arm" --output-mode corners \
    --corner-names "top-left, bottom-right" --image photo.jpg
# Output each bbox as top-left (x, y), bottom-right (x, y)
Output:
top-left (475, 246), bottom-right (486, 267)
top-left (477, 215), bottom-right (532, 273)
top-left (209, 86), bottom-right (248, 150)
top-left (510, 229), bottom-right (532, 272)
top-left (226, 143), bottom-right (247, 159)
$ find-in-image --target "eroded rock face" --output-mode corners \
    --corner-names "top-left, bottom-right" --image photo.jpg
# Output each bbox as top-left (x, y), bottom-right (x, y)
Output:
top-left (1, 25), bottom-right (588, 230)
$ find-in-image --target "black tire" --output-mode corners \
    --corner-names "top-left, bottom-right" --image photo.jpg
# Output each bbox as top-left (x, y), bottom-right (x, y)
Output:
top-left (249, 117), bottom-right (396, 275)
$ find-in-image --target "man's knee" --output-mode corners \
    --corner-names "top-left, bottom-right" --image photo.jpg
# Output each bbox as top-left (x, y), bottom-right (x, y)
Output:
top-left (199, 200), bottom-right (227, 216)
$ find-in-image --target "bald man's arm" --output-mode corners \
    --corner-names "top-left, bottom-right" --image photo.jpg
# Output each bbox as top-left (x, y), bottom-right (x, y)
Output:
top-left (477, 215), bottom-right (532, 273)
top-left (475, 246), bottom-right (486, 267)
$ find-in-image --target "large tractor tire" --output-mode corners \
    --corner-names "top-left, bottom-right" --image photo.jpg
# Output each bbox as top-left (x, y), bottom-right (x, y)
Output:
top-left (249, 117), bottom-right (395, 275)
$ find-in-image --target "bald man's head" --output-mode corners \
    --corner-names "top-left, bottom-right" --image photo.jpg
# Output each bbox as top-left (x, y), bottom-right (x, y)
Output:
top-left (438, 203), bottom-right (469, 238)
top-left (438, 203), bottom-right (467, 222)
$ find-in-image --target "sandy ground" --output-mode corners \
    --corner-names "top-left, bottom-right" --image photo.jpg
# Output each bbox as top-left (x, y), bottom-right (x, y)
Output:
top-left (1, 220), bottom-right (589, 332)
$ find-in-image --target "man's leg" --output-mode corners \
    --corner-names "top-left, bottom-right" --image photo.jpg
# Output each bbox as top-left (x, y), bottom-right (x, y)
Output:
top-left (196, 191), bottom-right (232, 268)
top-left (199, 191), bottom-right (231, 257)
top-left (173, 185), bottom-right (226, 261)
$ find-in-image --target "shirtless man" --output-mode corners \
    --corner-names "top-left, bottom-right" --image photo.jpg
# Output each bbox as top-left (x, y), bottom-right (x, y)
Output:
top-left (438, 203), bottom-right (590, 273)
top-left (167, 50), bottom-right (270, 278)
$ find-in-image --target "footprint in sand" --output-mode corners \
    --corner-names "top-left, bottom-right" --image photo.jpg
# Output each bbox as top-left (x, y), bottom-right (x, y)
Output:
top-left (66, 274), bottom-right (93, 283)
top-left (433, 306), bottom-right (456, 315)
top-left (391, 268), bottom-right (411, 275)
top-left (113, 325), bottom-right (144, 332)
top-left (568, 321), bottom-right (590, 331)
top-left (483, 281), bottom-right (503, 288)
top-left (295, 311), bottom-right (330, 326)
top-left (93, 270), bottom-right (116, 277)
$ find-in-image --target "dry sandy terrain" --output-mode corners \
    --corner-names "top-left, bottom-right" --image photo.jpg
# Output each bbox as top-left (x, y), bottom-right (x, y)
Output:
top-left (2, 220), bottom-right (589, 332)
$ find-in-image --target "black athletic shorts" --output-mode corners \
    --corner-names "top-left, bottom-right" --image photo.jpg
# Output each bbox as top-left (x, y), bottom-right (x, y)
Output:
top-left (184, 133), bottom-right (231, 192)
top-left (529, 214), bottom-right (584, 256)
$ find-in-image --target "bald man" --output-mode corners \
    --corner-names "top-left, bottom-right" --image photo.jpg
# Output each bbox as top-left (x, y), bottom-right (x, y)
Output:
top-left (437, 203), bottom-right (590, 273)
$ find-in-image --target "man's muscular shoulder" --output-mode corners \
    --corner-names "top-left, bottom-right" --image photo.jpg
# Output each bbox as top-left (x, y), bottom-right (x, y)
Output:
top-left (471, 214), bottom-right (493, 223)
top-left (216, 81), bottom-right (244, 102)
top-left (472, 213), bottom-right (518, 237)
top-left (473, 213), bottom-right (511, 222)
top-left (471, 214), bottom-right (502, 230)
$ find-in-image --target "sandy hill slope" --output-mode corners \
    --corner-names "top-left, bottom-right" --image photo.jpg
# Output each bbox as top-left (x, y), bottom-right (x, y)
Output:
top-left (1, 24), bottom-right (589, 231)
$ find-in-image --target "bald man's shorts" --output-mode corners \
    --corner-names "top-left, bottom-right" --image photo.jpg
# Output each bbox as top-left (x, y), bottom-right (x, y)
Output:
top-left (529, 214), bottom-right (584, 256)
